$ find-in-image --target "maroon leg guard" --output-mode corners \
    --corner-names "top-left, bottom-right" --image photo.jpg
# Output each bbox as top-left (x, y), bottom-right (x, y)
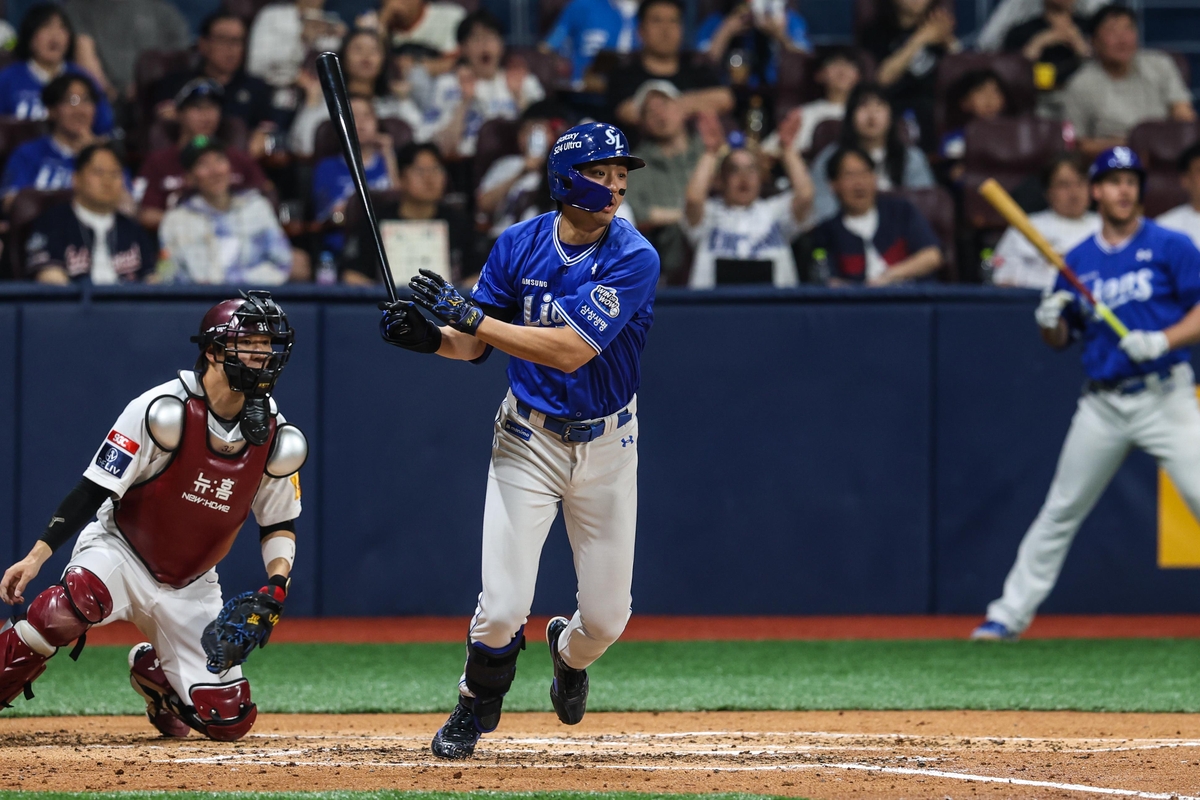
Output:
top-left (128, 644), bottom-right (190, 738)
top-left (186, 680), bottom-right (257, 741)
top-left (0, 625), bottom-right (48, 707)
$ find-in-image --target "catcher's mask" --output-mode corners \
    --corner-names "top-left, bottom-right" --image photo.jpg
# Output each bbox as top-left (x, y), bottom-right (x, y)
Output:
top-left (192, 291), bottom-right (293, 396)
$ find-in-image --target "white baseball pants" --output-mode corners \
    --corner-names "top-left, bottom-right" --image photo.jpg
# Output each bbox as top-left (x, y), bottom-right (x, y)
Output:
top-left (467, 390), bottom-right (639, 670)
top-left (987, 363), bottom-right (1200, 633)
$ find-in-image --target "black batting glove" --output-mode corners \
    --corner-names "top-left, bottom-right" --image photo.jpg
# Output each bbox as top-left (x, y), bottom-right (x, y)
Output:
top-left (408, 269), bottom-right (485, 335)
top-left (379, 300), bottom-right (443, 353)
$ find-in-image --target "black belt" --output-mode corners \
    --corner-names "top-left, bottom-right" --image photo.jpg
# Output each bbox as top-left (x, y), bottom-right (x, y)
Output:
top-left (1085, 366), bottom-right (1175, 395)
top-left (515, 399), bottom-right (633, 443)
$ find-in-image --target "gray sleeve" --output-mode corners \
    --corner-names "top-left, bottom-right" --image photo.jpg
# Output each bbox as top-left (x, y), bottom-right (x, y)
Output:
top-left (1147, 50), bottom-right (1192, 106)
top-left (1059, 70), bottom-right (1096, 138)
top-left (809, 145), bottom-right (838, 225)
top-left (903, 147), bottom-right (935, 189)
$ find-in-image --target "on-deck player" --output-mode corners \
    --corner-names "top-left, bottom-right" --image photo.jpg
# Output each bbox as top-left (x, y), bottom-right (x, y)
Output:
top-left (973, 147), bottom-right (1200, 641)
top-left (379, 121), bottom-right (659, 759)
top-left (0, 291), bottom-right (306, 740)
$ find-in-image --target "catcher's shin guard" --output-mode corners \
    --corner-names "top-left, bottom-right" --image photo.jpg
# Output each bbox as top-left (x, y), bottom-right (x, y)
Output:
top-left (128, 643), bottom-right (191, 738)
top-left (183, 680), bottom-right (257, 741)
top-left (463, 629), bottom-right (525, 733)
top-left (1, 567), bottom-right (113, 708)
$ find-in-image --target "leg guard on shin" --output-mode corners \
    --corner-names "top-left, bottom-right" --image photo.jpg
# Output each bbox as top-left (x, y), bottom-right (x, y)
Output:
top-left (463, 629), bottom-right (525, 733)
top-left (1, 567), bottom-right (112, 708)
top-left (128, 644), bottom-right (191, 738)
top-left (184, 680), bottom-right (257, 741)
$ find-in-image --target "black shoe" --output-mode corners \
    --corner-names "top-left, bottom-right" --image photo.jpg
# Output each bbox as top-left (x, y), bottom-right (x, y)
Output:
top-left (546, 616), bottom-right (588, 725)
top-left (431, 696), bottom-right (481, 759)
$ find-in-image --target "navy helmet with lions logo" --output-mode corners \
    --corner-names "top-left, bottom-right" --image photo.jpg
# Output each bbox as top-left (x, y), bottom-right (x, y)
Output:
top-left (192, 290), bottom-right (293, 396)
top-left (547, 122), bottom-right (646, 212)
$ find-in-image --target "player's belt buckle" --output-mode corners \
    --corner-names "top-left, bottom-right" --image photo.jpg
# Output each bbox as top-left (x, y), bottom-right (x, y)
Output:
top-left (561, 421), bottom-right (604, 443)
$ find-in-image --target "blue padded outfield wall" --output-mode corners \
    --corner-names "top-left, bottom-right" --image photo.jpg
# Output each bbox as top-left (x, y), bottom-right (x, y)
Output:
top-left (1, 284), bottom-right (1198, 618)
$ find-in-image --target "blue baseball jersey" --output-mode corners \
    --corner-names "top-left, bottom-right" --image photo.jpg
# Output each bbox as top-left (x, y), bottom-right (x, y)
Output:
top-left (1, 135), bottom-right (76, 194)
top-left (0, 62), bottom-right (114, 135)
top-left (543, 0), bottom-right (639, 86)
top-left (1059, 220), bottom-right (1200, 381)
top-left (472, 211), bottom-right (660, 420)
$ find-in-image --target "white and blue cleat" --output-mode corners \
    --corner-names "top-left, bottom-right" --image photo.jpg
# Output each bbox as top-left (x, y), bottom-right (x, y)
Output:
top-left (970, 620), bottom-right (1020, 641)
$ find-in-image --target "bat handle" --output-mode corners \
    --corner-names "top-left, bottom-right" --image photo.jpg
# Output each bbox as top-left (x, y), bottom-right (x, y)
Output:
top-left (1095, 303), bottom-right (1131, 339)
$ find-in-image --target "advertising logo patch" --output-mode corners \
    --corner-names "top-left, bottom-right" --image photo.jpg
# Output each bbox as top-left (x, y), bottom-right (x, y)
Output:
top-left (107, 430), bottom-right (140, 454)
top-left (576, 302), bottom-right (610, 333)
top-left (503, 420), bottom-right (533, 441)
top-left (590, 285), bottom-right (620, 318)
top-left (96, 444), bottom-right (132, 478)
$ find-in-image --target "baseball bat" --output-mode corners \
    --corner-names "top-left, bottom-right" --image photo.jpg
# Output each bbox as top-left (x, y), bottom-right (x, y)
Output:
top-left (978, 178), bottom-right (1129, 338)
top-left (315, 51), bottom-right (399, 303)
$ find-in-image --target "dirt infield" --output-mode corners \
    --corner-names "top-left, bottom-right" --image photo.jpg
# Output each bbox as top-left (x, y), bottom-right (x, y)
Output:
top-left (4, 711), bottom-right (1200, 799)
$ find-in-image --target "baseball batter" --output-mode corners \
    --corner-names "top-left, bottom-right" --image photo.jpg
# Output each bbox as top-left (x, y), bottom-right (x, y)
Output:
top-left (0, 291), bottom-right (306, 740)
top-left (379, 121), bottom-right (659, 758)
top-left (973, 147), bottom-right (1200, 641)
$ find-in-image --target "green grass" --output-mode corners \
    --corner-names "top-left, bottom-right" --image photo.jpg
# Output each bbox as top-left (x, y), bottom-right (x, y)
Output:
top-left (9, 639), bottom-right (1200, 716)
top-left (0, 794), bottom-right (788, 800)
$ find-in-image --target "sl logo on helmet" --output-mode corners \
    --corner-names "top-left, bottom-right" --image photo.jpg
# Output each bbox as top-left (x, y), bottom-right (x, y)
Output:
top-left (605, 129), bottom-right (622, 150)
top-left (1112, 146), bottom-right (1133, 165)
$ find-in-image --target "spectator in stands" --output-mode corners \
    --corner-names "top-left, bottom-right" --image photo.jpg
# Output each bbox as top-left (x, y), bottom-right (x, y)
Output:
top-left (763, 46), bottom-right (860, 156)
top-left (809, 83), bottom-right (935, 224)
top-left (1061, 5), bottom-right (1195, 158)
top-left (476, 99), bottom-right (569, 239)
top-left (811, 146), bottom-right (943, 286)
top-left (340, 142), bottom-right (477, 284)
top-left (152, 12), bottom-right (282, 152)
top-left (939, 69), bottom-right (1009, 181)
top-left (696, 0), bottom-right (810, 88)
top-left (0, 4), bottom-right (114, 134)
top-left (248, 0), bottom-right (347, 87)
top-left (360, 0), bottom-right (465, 61)
top-left (1157, 143), bottom-right (1200, 250)
top-left (312, 94), bottom-right (398, 251)
top-left (25, 143), bottom-right (154, 285)
top-left (860, 0), bottom-right (961, 153)
top-left (618, 81), bottom-right (704, 280)
top-left (1, 74), bottom-right (99, 207)
top-left (136, 79), bottom-right (269, 228)
top-left (1001, 0), bottom-right (1091, 94)
top-left (542, 0), bottom-right (641, 89)
top-left (990, 153), bottom-right (1098, 287)
top-left (289, 28), bottom-right (424, 157)
top-left (427, 11), bottom-right (544, 159)
top-left (977, 0), bottom-right (1107, 53)
top-left (683, 109), bottom-right (813, 288)
top-left (608, 0), bottom-right (734, 128)
top-left (62, 0), bottom-right (191, 96)
top-left (158, 136), bottom-right (299, 284)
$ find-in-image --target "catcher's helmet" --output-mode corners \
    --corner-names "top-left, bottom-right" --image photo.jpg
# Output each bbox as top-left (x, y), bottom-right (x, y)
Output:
top-left (192, 290), bottom-right (293, 396)
top-left (547, 122), bottom-right (645, 213)
top-left (1089, 146), bottom-right (1145, 186)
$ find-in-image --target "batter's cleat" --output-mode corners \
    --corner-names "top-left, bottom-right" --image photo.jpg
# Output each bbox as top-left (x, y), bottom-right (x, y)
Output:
top-left (970, 620), bottom-right (1020, 642)
top-left (430, 696), bottom-right (481, 759)
top-left (546, 616), bottom-right (588, 725)
top-left (128, 643), bottom-right (191, 738)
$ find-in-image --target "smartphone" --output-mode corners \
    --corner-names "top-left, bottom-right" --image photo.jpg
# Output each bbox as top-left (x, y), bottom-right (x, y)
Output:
top-left (527, 124), bottom-right (548, 158)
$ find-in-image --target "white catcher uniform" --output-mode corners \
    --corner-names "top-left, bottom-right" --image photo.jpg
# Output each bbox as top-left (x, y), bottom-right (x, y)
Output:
top-left (985, 220), bottom-right (1200, 634)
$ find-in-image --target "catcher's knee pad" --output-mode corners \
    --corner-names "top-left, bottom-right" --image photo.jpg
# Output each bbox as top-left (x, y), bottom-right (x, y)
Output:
top-left (464, 629), bottom-right (525, 733)
top-left (0, 623), bottom-right (50, 707)
top-left (185, 680), bottom-right (257, 741)
top-left (26, 567), bottom-right (113, 648)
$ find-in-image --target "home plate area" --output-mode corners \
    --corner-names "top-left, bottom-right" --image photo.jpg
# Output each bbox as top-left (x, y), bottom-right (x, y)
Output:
top-left (5, 711), bottom-right (1200, 798)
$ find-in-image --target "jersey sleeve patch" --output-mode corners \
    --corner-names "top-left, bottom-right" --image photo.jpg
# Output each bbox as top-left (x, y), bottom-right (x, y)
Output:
top-left (106, 430), bottom-right (140, 455)
top-left (95, 443), bottom-right (133, 479)
top-left (590, 285), bottom-right (620, 318)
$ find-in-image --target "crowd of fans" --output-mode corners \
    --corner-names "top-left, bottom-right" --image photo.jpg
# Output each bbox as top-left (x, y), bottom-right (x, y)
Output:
top-left (0, 0), bottom-right (1193, 290)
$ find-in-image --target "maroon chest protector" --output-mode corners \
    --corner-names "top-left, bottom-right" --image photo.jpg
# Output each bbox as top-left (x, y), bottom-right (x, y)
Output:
top-left (115, 396), bottom-right (275, 588)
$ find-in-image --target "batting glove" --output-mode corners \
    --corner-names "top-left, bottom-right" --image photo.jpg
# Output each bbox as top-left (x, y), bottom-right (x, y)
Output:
top-left (379, 300), bottom-right (443, 354)
top-left (408, 269), bottom-right (485, 335)
top-left (1035, 290), bottom-right (1075, 330)
top-left (1119, 330), bottom-right (1170, 363)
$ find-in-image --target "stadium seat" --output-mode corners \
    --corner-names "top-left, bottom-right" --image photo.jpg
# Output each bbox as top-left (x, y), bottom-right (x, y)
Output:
top-left (472, 118), bottom-right (521, 189)
top-left (131, 49), bottom-right (198, 155)
top-left (889, 186), bottom-right (957, 281)
top-left (538, 0), bottom-right (570, 38)
top-left (506, 47), bottom-right (572, 94)
top-left (0, 117), bottom-right (48, 173)
top-left (1129, 120), bottom-right (1200, 218)
top-left (775, 50), bottom-right (815, 116)
top-left (8, 189), bottom-right (72, 279)
top-left (961, 116), bottom-right (1065, 229)
top-left (934, 52), bottom-right (1036, 137)
top-left (809, 118), bottom-right (842, 159)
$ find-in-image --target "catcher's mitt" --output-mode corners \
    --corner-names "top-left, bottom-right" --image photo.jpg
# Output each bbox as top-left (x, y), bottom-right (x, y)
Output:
top-left (202, 578), bottom-right (287, 674)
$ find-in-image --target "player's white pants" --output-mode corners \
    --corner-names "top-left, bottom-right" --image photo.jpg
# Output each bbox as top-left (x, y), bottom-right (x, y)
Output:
top-left (987, 362), bottom-right (1200, 633)
top-left (68, 523), bottom-right (242, 695)
top-left (467, 390), bottom-right (639, 671)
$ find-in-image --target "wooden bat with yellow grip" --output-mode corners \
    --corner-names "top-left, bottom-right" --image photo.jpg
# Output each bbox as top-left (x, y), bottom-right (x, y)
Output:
top-left (978, 178), bottom-right (1129, 338)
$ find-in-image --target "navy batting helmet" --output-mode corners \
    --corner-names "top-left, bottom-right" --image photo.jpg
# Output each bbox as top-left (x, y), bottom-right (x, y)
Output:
top-left (548, 122), bottom-right (645, 213)
top-left (1089, 146), bottom-right (1145, 184)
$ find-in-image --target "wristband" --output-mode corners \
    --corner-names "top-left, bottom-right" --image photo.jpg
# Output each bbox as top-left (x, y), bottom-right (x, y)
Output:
top-left (261, 534), bottom-right (296, 572)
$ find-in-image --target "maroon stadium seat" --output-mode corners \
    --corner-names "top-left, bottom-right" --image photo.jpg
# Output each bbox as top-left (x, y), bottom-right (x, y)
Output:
top-left (8, 189), bottom-right (73, 278)
top-left (506, 47), bottom-right (572, 94)
top-left (132, 49), bottom-right (198, 155)
top-left (472, 118), bottom-right (521, 189)
top-left (0, 117), bottom-right (48, 173)
top-left (808, 118), bottom-right (842, 159)
top-left (775, 50), bottom-right (815, 116)
top-left (935, 52), bottom-right (1036, 137)
top-left (961, 116), bottom-right (1065, 229)
top-left (888, 186), bottom-right (957, 281)
top-left (1129, 120), bottom-right (1200, 218)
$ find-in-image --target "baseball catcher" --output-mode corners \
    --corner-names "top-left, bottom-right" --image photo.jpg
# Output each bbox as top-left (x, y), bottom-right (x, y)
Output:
top-left (0, 291), bottom-right (306, 741)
